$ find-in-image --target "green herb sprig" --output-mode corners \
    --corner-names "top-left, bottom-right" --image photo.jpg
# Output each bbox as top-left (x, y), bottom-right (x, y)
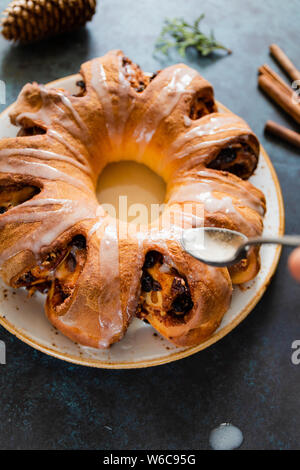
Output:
top-left (155, 14), bottom-right (231, 58)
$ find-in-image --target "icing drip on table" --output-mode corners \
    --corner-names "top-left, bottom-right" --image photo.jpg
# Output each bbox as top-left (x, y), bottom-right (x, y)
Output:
top-left (209, 423), bottom-right (243, 450)
top-left (132, 67), bottom-right (198, 158)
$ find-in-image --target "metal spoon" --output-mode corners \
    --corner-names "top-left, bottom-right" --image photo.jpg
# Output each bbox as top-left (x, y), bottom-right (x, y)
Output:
top-left (181, 227), bottom-right (300, 267)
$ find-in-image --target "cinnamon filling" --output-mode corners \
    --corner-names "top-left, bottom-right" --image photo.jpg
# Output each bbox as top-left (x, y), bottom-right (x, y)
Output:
top-left (73, 60), bottom-right (159, 97)
top-left (122, 56), bottom-right (159, 93)
top-left (208, 143), bottom-right (258, 179)
top-left (189, 94), bottom-right (216, 120)
top-left (0, 183), bottom-right (40, 214)
top-left (17, 126), bottom-right (46, 136)
top-left (138, 250), bottom-right (193, 324)
top-left (14, 235), bottom-right (87, 311)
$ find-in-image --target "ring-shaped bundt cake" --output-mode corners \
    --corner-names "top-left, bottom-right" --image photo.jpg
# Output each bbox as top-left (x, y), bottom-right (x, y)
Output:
top-left (0, 50), bottom-right (266, 348)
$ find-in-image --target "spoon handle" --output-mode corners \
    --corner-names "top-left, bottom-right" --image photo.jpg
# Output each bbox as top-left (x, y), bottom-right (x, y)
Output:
top-left (245, 235), bottom-right (300, 248)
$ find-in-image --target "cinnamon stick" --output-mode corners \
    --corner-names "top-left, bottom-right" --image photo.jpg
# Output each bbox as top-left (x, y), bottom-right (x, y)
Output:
top-left (258, 64), bottom-right (300, 125)
top-left (270, 44), bottom-right (300, 82)
top-left (259, 63), bottom-right (292, 92)
top-left (265, 120), bottom-right (300, 149)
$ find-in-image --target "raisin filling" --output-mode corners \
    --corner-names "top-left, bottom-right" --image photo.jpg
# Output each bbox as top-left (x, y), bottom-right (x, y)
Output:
top-left (208, 143), bottom-right (258, 179)
top-left (73, 79), bottom-right (87, 97)
top-left (138, 250), bottom-right (194, 323)
top-left (189, 94), bottom-right (216, 120)
top-left (14, 235), bottom-right (87, 310)
top-left (0, 184), bottom-right (40, 214)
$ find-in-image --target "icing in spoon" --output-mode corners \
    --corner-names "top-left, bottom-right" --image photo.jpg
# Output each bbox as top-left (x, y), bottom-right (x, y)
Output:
top-left (181, 227), bottom-right (300, 267)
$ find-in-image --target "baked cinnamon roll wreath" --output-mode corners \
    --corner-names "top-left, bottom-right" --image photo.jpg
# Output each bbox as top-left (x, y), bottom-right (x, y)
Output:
top-left (0, 50), bottom-right (266, 348)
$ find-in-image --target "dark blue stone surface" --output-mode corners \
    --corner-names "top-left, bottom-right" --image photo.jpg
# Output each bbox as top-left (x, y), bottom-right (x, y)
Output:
top-left (0, 0), bottom-right (299, 450)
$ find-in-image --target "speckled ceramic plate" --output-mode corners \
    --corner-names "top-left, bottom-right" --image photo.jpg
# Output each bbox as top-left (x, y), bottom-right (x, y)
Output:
top-left (0, 74), bottom-right (284, 368)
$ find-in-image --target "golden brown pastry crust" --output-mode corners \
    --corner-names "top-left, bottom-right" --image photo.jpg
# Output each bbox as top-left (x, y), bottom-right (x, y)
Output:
top-left (0, 50), bottom-right (265, 348)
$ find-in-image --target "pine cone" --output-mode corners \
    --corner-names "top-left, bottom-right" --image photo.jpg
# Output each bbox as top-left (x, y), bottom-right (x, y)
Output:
top-left (1, 0), bottom-right (97, 42)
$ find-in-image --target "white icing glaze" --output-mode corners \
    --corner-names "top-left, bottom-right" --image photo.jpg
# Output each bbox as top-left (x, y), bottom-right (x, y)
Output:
top-left (169, 115), bottom-right (249, 153)
top-left (170, 185), bottom-right (237, 214)
top-left (0, 147), bottom-right (90, 175)
top-left (132, 67), bottom-right (197, 158)
top-left (197, 170), bottom-right (264, 215)
top-left (90, 58), bottom-right (133, 149)
top-left (16, 85), bottom-right (91, 150)
top-left (175, 136), bottom-right (239, 161)
top-left (170, 170), bottom-right (263, 215)
top-left (0, 154), bottom-right (90, 193)
top-left (90, 62), bottom-right (110, 136)
top-left (53, 90), bottom-right (88, 134)
top-left (163, 115), bottom-right (252, 168)
top-left (97, 222), bottom-right (123, 348)
top-left (117, 58), bottom-right (135, 141)
top-left (183, 115), bottom-right (192, 127)
top-left (0, 198), bottom-right (97, 264)
top-left (88, 219), bottom-right (104, 238)
top-left (16, 87), bottom-right (52, 127)
top-left (47, 129), bottom-right (89, 168)
top-left (168, 170), bottom-right (264, 237)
